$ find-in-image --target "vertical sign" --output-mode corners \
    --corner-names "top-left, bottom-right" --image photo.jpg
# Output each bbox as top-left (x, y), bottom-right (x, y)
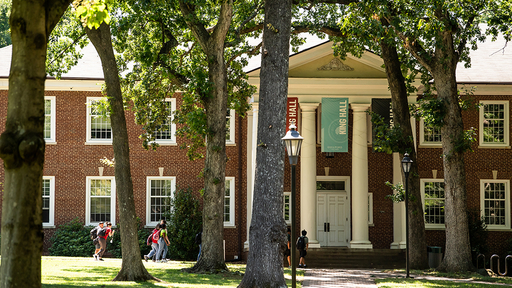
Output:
top-left (371, 99), bottom-right (393, 145)
top-left (286, 97), bottom-right (298, 131)
top-left (321, 98), bottom-right (349, 152)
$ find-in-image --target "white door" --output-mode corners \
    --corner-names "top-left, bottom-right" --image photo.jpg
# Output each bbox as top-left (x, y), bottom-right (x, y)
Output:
top-left (317, 192), bottom-right (348, 247)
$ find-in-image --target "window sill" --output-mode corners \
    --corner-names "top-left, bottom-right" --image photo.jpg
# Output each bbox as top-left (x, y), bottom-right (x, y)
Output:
top-left (85, 141), bottom-right (113, 145)
top-left (425, 226), bottom-right (445, 231)
top-left (418, 144), bottom-right (442, 148)
top-left (224, 225), bottom-right (236, 229)
top-left (153, 142), bottom-right (178, 146)
top-left (45, 141), bottom-right (57, 145)
top-left (478, 145), bottom-right (511, 149)
top-left (485, 226), bottom-right (511, 231)
top-left (226, 143), bottom-right (237, 147)
top-left (43, 225), bottom-right (56, 229)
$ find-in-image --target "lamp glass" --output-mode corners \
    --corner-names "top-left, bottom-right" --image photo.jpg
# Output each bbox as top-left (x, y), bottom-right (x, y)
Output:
top-left (401, 152), bottom-right (413, 173)
top-left (282, 125), bottom-right (303, 165)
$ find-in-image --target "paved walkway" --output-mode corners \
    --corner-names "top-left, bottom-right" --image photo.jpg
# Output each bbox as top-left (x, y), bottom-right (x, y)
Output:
top-left (302, 268), bottom-right (512, 287)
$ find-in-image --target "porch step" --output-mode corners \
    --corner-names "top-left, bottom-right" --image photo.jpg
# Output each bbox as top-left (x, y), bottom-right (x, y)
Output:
top-left (288, 248), bottom-right (405, 269)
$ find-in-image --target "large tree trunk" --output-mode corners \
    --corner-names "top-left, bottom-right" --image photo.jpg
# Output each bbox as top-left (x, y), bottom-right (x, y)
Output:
top-left (0, 1), bottom-right (70, 287)
top-left (433, 43), bottom-right (472, 272)
top-left (238, 0), bottom-right (292, 287)
top-left (379, 39), bottom-right (428, 269)
top-left (85, 23), bottom-right (157, 281)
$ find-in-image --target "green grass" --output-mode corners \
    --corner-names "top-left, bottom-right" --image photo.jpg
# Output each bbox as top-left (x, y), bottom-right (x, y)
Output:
top-left (41, 257), bottom-right (303, 287)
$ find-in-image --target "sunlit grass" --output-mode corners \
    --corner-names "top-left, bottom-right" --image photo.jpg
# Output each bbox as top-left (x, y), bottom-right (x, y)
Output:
top-left (41, 257), bottom-right (302, 287)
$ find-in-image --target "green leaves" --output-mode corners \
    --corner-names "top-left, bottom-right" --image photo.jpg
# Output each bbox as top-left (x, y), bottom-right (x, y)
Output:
top-left (74, 0), bottom-right (111, 29)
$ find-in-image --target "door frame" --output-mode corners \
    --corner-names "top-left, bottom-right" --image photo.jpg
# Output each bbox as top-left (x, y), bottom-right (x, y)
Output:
top-left (316, 176), bottom-right (351, 247)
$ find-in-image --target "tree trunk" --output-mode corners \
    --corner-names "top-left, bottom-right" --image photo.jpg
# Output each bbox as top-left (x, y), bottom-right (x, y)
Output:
top-left (0, 1), bottom-right (70, 287)
top-left (238, 1), bottom-right (292, 287)
top-left (85, 23), bottom-right (157, 281)
top-left (433, 54), bottom-right (473, 272)
top-left (379, 39), bottom-right (428, 269)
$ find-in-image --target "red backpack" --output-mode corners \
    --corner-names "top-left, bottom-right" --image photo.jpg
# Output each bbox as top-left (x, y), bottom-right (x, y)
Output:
top-left (147, 229), bottom-right (159, 245)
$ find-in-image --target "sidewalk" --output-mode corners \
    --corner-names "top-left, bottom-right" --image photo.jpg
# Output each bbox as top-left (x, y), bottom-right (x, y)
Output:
top-left (302, 268), bottom-right (512, 287)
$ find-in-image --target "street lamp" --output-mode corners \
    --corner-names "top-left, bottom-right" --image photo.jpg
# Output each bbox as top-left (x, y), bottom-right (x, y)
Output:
top-left (401, 152), bottom-right (413, 278)
top-left (282, 124), bottom-right (303, 288)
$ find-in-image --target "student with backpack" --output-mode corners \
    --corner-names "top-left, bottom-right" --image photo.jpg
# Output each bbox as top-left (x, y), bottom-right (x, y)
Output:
top-left (296, 230), bottom-right (309, 268)
top-left (93, 222), bottom-right (115, 261)
top-left (144, 224), bottom-right (161, 262)
top-left (90, 222), bottom-right (104, 260)
top-left (156, 223), bottom-right (170, 263)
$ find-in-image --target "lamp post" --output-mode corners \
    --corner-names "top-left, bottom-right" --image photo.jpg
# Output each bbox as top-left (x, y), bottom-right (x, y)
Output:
top-left (282, 124), bottom-right (303, 288)
top-left (401, 152), bottom-right (413, 278)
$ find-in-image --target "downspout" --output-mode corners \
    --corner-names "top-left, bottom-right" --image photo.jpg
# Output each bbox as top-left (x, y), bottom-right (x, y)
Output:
top-left (237, 114), bottom-right (243, 260)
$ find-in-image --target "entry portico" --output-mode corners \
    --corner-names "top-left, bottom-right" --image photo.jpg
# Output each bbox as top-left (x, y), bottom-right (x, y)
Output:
top-left (245, 41), bottom-right (409, 249)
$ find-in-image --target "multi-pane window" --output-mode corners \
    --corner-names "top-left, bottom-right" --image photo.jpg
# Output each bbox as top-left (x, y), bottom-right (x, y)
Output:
top-left (481, 180), bottom-right (510, 229)
top-left (283, 192), bottom-right (291, 225)
top-left (42, 176), bottom-right (55, 227)
top-left (421, 120), bottom-right (442, 144)
top-left (146, 177), bottom-right (175, 226)
top-left (87, 177), bottom-right (115, 226)
top-left (87, 98), bottom-right (112, 143)
top-left (421, 180), bottom-right (445, 228)
top-left (44, 96), bottom-right (56, 143)
top-left (224, 177), bottom-right (235, 227)
top-left (480, 101), bottom-right (509, 147)
top-left (153, 99), bottom-right (176, 144)
top-left (226, 109), bottom-right (235, 144)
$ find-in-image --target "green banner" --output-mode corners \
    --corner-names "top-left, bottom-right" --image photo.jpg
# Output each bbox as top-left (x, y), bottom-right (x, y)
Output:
top-left (321, 98), bottom-right (349, 152)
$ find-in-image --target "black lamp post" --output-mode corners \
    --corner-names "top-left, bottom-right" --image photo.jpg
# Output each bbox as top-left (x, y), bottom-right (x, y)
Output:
top-left (401, 152), bottom-right (413, 278)
top-left (282, 124), bottom-right (303, 288)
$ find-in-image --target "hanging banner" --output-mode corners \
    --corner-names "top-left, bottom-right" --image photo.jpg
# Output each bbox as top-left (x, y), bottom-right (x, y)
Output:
top-left (371, 99), bottom-right (393, 143)
top-left (286, 97), bottom-right (298, 131)
top-left (321, 98), bottom-right (349, 152)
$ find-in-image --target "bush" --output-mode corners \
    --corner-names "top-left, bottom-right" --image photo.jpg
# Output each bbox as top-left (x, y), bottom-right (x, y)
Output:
top-left (49, 218), bottom-right (95, 257)
top-left (165, 186), bottom-right (202, 260)
top-left (468, 208), bottom-right (488, 266)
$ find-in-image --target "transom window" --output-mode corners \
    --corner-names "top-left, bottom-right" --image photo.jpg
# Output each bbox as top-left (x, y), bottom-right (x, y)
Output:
top-left (86, 177), bottom-right (116, 226)
top-left (153, 98), bottom-right (176, 145)
top-left (42, 176), bottom-right (55, 227)
top-left (421, 179), bottom-right (445, 229)
top-left (87, 97), bottom-right (112, 144)
top-left (146, 177), bottom-right (175, 226)
top-left (44, 96), bottom-right (56, 143)
top-left (224, 177), bottom-right (235, 227)
top-left (481, 180), bottom-right (510, 229)
top-left (479, 101), bottom-right (509, 147)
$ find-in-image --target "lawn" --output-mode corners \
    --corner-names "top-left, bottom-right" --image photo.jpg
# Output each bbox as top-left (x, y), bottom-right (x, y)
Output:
top-left (41, 257), bottom-right (303, 287)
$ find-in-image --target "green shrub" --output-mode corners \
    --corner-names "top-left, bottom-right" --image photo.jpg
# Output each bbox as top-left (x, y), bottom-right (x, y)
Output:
top-left (165, 186), bottom-right (202, 260)
top-left (49, 218), bottom-right (95, 257)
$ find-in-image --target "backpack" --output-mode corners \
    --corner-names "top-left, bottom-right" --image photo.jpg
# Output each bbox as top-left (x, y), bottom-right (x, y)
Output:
top-left (296, 236), bottom-right (305, 250)
top-left (146, 233), bottom-right (153, 246)
top-left (195, 232), bottom-right (202, 245)
top-left (152, 230), bottom-right (160, 241)
top-left (97, 228), bottom-right (107, 237)
top-left (90, 227), bottom-right (98, 240)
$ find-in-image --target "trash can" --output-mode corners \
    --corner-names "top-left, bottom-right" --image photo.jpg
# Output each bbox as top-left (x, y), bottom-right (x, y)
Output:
top-left (428, 246), bottom-right (443, 269)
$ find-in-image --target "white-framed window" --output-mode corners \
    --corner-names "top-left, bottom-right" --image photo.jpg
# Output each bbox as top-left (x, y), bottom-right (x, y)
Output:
top-left (86, 97), bottom-right (112, 144)
top-left (44, 96), bottom-right (56, 143)
top-left (479, 101), bottom-right (509, 147)
top-left (226, 109), bottom-right (235, 145)
top-left (283, 192), bottom-right (291, 225)
top-left (42, 176), bottom-right (55, 227)
top-left (368, 193), bottom-right (373, 225)
top-left (481, 180), bottom-right (510, 229)
top-left (86, 176), bottom-right (116, 226)
top-left (146, 177), bottom-right (176, 227)
top-left (224, 177), bottom-right (235, 227)
top-left (419, 118), bottom-right (442, 147)
top-left (153, 98), bottom-right (176, 145)
top-left (421, 179), bottom-right (445, 229)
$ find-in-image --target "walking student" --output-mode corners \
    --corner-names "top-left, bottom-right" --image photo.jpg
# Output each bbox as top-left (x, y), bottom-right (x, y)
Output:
top-left (91, 221), bottom-right (104, 260)
top-left (94, 222), bottom-right (114, 261)
top-left (156, 223), bottom-right (170, 262)
top-left (144, 224), bottom-right (161, 262)
top-left (297, 229), bottom-right (309, 268)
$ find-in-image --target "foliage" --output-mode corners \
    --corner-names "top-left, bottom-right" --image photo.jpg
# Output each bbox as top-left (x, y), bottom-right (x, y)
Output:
top-left (49, 218), bottom-right (96, 257)
top-left (370, 111), bottom-right (414, 154)
top-left (384, 181), bottom-right (405, 203)
top-left (0, 0), bottom-right (10, 48)
top-left (73, 0), bottom-right (111, 29)
top-left (467, 208), bottom-right (488, 256)
top-left (164, 187), bottom-right (203, 261)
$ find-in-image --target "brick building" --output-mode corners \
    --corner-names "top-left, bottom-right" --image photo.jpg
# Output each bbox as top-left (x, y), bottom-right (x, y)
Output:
top-left (0, 35), bottom-right (511, 260)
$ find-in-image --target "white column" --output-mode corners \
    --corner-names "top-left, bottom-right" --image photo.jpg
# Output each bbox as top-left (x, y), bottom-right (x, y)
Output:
top-left (300, 103), bottom-right (320, 247)
top-left (245, 103), bottom-right (258, 249)
top-left (350, 104), bottom-right (373, 249)
top-left (390, 152), bottom-right (406, 249)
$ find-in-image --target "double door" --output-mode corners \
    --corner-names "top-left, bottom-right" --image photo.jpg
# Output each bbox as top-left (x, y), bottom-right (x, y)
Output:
top-left (316, 192), bottom-right (349, 247)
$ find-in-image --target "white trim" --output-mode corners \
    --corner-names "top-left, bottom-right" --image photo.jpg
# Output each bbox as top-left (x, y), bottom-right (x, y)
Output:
top-left (480, 179), bottom-right (510, 230)
top-left (419, 118), bottom-right (442, 147)
top-left (421, 179), bottom-right (446, 230)
top-left (146, 176), bottom-right (176, 227)
top-left (224, 177), bottom-right (236, 227)
top-left (85, 176), bottom-right (116, 226)
top-left (226, 109), bottom-right (236, 145)
top-left (479, 100), bottom-right (509, 148)
top-left (44, 96), bottom-right (56, 143)
top-left (316, 175), bottom-right (351, 244)
top-left (283, 191), bottom-right (291, 225)
top-left (42, 176), bottom-right (55, 228)
top-left (153, 98), bottom-right (177, 146)
top-left (86, 97), bottom-right (112, 144)
top-left (368, 193), bottom-right (373, 225)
